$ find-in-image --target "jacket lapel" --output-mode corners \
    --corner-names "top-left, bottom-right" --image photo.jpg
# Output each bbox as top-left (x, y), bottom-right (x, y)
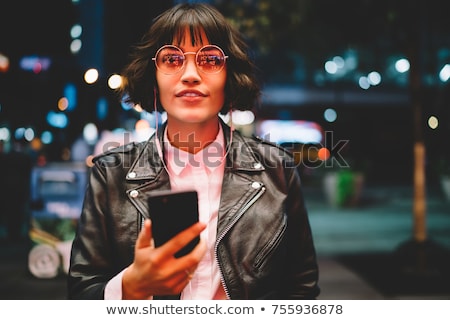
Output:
top-left (217, 124), bottom-right (266, 235)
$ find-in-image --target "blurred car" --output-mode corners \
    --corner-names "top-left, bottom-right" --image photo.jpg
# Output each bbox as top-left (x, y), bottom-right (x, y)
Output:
top-left (28, 162), bottom-right (87, 278)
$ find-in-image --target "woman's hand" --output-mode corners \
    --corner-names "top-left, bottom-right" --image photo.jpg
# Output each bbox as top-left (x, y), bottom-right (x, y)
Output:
top-left (122, 219), bottom-right (207, 299)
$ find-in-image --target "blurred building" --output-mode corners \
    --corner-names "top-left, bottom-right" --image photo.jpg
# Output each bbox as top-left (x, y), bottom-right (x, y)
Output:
top-left (0, 0), bottom-right (449, 186)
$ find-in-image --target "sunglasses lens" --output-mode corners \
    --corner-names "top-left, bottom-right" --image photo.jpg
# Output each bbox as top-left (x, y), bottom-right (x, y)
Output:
top-left (154, 45), bottom-right (227, 74)
top-left (155, 46), bottom-right (185, 74)
top-left (197, 46), bottom-right (226, 73)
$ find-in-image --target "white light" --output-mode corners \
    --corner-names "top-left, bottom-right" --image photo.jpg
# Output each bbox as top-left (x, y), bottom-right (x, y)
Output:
top-left (160, 112), bottom-right (168, 123)
top-left (83, 123), bottom-right (98, 145)
top-left (395, 58), bottom-right (410, 73)
top-left (358, 76), bottom-right (370, 90)
top-left (332, 56), bottom-right (345, 69)
top-left (134, 119), bottom-right (155, 142)
top-left (84, 68), bottom-right (99, 84)
top-left (133, 104), bottom-right (143, 113)
top-left (0, 127), bottom-right (11, 141)
top-left (24, 128), bottom-right (35, 142)
top-left (258, 120), bottom-right (323, 144)
top-left (428, 116), bottom-right (438, 129)
top-left (108, 74), bottom-right (122, 89)
top-left (219, 112), bottom-right (230, 124)
top-left (70, 39), bottom-right (82, 54)
top-left (70, 24), bottom-right (82, 39)
top-left (439, 64), bottom-right (450, 82)
top-left (368, 71), bottom-right (381, 86)
top-left (231, 110), bottom-right (255, 126)
top-left (324, 61), bottom-right (338, 74)
top-left (324, 108), bottom-right (337, 122)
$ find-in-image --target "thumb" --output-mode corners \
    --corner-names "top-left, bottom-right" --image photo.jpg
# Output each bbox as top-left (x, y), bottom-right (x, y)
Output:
top-left (135, 219), bottom-right (153, 249)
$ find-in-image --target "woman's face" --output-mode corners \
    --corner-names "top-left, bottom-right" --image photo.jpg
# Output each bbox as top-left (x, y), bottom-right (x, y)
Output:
top-left (156, 28), bottom-right (227, 128)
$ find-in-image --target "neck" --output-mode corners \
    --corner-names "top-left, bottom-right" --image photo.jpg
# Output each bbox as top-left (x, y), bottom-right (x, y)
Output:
top-left (166, 119), bottom-right (220, 154)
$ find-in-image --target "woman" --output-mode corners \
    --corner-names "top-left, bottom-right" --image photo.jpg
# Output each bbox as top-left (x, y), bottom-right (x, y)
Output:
top-left (68, 3), bottom-right (320, 300)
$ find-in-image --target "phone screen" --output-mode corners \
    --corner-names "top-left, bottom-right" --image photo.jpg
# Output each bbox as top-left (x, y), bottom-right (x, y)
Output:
top-left (147, 190), bottom-right (199, 258)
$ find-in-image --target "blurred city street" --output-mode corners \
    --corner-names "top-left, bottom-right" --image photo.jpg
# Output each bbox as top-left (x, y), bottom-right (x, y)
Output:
top-left (1, 183), bottom-right (449, 300)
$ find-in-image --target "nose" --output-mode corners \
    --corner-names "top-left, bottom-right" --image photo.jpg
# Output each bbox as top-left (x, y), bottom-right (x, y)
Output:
top-left (180, 55), bottom-right (201, 84)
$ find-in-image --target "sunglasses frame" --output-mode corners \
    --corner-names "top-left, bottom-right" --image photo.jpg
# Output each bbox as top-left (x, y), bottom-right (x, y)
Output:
top-left (152, 44), bottom-right (228, 75)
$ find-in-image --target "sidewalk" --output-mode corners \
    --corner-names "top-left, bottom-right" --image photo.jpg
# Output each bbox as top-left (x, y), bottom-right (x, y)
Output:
top-left (305, 184), bottom-right (450, 299)
top-left (317, 257), bottom-right (384, 299)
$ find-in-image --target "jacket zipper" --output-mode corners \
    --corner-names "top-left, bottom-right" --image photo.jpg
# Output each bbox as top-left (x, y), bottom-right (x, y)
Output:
top-left (214, 185), bottom-right (266, 299)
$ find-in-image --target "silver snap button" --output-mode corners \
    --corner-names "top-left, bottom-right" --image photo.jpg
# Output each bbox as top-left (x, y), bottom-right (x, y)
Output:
top-left (128, 172), bottom-right (137, 179)
top-left (130, 190), bottom-right (139, 198)
top-left (251, 182), bottom-right (261, 189)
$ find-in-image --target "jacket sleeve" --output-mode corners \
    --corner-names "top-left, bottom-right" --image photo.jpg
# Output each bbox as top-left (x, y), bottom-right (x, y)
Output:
top-left (283, 165), bottom-right (320, 299)
top-left (67, 163), bottom-right (120, 299)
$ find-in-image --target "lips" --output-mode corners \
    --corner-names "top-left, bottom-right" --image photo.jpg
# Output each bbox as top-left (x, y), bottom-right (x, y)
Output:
top-left (175, 90), bottom-right (206, 97)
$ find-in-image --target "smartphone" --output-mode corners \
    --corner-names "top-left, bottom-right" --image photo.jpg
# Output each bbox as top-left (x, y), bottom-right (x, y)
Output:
top-left (147, 189), bottom-right (200, 258)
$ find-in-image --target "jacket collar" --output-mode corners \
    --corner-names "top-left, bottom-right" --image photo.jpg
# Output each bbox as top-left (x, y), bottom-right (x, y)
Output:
top-left (126, 117), bottom-right (265, 182)
top-left (223, 120), bottom-right (265, 172)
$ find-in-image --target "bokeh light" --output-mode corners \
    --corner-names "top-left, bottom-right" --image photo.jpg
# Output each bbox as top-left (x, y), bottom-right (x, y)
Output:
top-left (84, 68), bottom-right (99, 84)
top-left (318, 147), bottom-right (330, 161)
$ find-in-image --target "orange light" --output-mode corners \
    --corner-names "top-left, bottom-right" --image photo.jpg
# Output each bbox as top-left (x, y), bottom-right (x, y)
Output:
top-left (58, 97), bottom-right (69, 111)
top-left (30, 138), bottom-right (42, 151)
top-left (86, 155), bottom-right (95, 167)
top-left (318, 147), bottom-right (330, 161)
top-left (135, 119), bottom-right (150, 131)
top-left (0, 53), bottom-right (9, 72)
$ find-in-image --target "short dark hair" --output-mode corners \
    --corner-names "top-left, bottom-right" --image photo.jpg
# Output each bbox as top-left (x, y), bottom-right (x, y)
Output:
top-left (118, 3), bottom-right (261, 113)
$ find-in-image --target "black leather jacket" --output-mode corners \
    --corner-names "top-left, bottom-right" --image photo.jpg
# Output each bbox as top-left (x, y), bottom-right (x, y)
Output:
top-left (68, 121), bottom-right (320, 299)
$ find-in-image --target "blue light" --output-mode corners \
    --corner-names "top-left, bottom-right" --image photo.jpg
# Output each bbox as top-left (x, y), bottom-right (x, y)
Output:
top-left (46, 111), bottom-right (68, 128)
top-left (41, 131), bottom-right (53, 144)
top-left (96, 97), bottom-right (108, 120)
top-left (19, 56), bottom-right (51, 72)
top-left (121, 94), bottom-right (133, 111)
top-left (63, 83), bottom-right (77, 111)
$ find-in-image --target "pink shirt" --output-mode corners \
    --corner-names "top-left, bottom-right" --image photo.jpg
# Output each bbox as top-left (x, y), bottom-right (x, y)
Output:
top-left (165, 125), bottom-right (227, 299)
top-left (104, 125), bottom-right (227, 300)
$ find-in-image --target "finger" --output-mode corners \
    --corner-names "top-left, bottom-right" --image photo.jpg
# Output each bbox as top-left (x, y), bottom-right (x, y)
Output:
top-left (191, 238), bottom-right (207, 260)
top-left (176, 238), bottom-right (207, 267)
top-left (169, 271), bottom-right (193, 295)
top-left (177, 268), bottom-right (196, 288)
top-left (135, 219), bottom-right (153, 249)
top-left (161, 222), bottom-right (206, 257)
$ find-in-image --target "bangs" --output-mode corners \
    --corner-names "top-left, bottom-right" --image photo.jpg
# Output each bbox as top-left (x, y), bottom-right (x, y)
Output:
top-left (173, 25), bottom-right (206, 47)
